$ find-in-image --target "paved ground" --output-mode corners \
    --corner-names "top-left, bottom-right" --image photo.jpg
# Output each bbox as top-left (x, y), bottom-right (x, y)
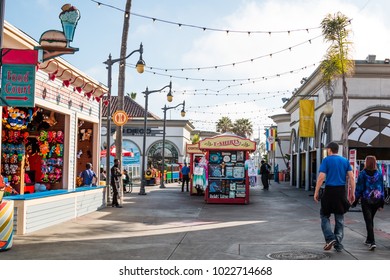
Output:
top-left (1, 180), bottom-right (390, 260)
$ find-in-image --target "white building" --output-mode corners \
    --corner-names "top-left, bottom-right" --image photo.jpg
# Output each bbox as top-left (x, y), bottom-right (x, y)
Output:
top-left (271, 56), bottom-right (390, 190)
top-left (101, 96), bottom-right (195, 178)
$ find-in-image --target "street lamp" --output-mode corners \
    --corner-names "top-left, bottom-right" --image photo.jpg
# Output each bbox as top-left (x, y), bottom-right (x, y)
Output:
top-left (139, 82), bottom-right (173, 195)
top-left (323, 101), bottom-right (334, 145)
top-left (103, 43), bottom-right (145, 205)
top-left (159, 101), bottom-right (186, 189)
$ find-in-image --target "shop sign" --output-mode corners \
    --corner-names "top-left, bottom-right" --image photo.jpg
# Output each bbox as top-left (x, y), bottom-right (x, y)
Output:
top-left (0, 49), bottom-right (37, 107)
top-left (121, 127), bottom-right (161, 136)
top-left (112, 110), bottom-right (129, 126)
top-left (186, 143), bottom-right (203, 154)
top-left (199, 135), bottom-right (256, 151)
top-left (1, 64), bottom-right (36, 107)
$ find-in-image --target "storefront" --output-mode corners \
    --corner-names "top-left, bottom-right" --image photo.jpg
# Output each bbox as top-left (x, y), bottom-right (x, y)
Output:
top-left (1, 21), bottom-right (107, 235)
top-left (273, 56), bottom-right (390, 190)
top-left (198, 134), bottom-right (256, 204)
top-left (101, 102), bottom-right (195, 181)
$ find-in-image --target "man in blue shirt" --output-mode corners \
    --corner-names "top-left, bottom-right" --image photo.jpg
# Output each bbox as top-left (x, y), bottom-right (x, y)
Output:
top-left (314, 142), bottom-right (355, 252)
top-left (181, 163), bottom-right (190, 192)
top-left (79, 163), bottom-right (97, 187)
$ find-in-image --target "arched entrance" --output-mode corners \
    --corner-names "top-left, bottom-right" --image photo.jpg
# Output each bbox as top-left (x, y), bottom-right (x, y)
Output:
top-left (122, 140), bottom-right (141, 179)
top-left (348, 110), bottom-right (390, 161)
top-left (147, 140), bottom-right (179, 170)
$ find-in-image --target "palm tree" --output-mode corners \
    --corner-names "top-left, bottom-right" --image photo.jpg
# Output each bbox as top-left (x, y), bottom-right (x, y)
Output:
top-left (115, 0), bottom-right (132, 175)
top-left (232, 118), bottom-right (253, 138)
top-left (320, 12), bottom-right (354, 157)
top-left (216, 116), bottom-right (233, 133)
top-left (192, 134), bottom-right (200, 144)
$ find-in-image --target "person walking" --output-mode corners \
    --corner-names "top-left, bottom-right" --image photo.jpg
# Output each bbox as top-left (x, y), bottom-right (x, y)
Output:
top-left (314, 142), bottom-right (355, 252)
top-left (79, 163), bottom-right (97, 187)
top-left (110, 159), bottom-right (122, 208)
top-left (181, 163), bottom-right (190, 192)
top-left (353, 155), bottom-right (385, 251)
top-left (260, 160), bottom-right (271, 190)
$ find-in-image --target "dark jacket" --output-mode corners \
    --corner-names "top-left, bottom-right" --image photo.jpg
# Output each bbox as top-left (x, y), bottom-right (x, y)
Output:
top-left (110, 165), bottom-right (122, 186)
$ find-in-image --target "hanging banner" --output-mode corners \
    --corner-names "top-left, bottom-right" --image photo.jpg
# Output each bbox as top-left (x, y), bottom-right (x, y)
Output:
top-left (299, 100), bottom-right (315, 138)
top-left (0, 49), bottom-right (38, 107)
top-left (265, 128), bottom-right (276, 151)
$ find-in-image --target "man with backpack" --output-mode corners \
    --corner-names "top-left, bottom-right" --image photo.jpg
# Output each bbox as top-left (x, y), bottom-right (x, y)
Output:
top-left (260, 160), bottom-right (271, 190)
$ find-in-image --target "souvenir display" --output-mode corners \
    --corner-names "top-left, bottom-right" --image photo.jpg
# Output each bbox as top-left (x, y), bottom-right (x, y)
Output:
top-left (1, 106), bottom-right (65, 194)
top-left (198, 135), bottom-right (256, 204)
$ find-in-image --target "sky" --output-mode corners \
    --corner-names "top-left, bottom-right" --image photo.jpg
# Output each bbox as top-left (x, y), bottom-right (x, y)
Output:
top-left (4, 0), bottom-right (390, 137)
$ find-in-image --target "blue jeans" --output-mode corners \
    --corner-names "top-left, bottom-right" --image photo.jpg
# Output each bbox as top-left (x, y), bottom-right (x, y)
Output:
top-left (320, 209), bottom-right (344, 248)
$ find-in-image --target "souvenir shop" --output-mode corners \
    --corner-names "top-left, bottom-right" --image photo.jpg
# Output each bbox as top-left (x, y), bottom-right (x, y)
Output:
top-left (2, 106), bottom-right (65, 194)
top-left (1, 104), bottom-right (99, 195)
top-left (198, 134), bottom-right (256, 204)
top-left (0, 15), bottom-right (109, 245)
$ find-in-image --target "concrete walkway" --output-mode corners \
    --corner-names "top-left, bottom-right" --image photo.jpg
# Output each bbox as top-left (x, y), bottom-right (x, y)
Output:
top-left (1, 181), bottom-right (390, 260)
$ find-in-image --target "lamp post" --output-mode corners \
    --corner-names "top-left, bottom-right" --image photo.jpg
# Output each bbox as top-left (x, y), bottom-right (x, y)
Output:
top-left (159, 101), bottom-right (186, 189)
top-left (323, 101), bottom-right (334, 145)
top-left (103, 43), bottom-right (145, 205)
top-left (139, 82), bottom-right (173, 195)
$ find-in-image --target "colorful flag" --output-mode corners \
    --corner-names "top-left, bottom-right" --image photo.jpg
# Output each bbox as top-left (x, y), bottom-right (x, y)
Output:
top-left (299, 100), bottom-right (315, 138)
top-left (265, 127), bottom-right (277, 151)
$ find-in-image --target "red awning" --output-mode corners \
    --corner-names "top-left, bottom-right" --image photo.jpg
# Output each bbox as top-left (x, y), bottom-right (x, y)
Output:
top-left (100, 146), bottom-right (134, 158)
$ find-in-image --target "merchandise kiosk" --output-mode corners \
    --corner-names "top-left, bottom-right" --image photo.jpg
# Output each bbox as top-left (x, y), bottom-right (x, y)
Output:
top-left (186, 143), bottom-right (206, 196)
top-left (198, 134), bottom-right (256, 204)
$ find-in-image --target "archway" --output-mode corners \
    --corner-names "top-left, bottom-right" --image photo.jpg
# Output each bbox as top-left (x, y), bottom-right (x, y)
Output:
top-left (348, 110), bottom-right (390, 161)
top-left (147, 140), bottom-right (180, 170)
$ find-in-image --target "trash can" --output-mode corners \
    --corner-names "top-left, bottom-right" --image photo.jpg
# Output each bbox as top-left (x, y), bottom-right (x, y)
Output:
top-left (0, 199), bottom-right (14, 251)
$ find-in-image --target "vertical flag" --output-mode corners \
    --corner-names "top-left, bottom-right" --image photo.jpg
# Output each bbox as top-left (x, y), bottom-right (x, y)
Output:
top-left (299, 100), bottom-right (315, 138)
top-left (265, 128), bottom-right (277, 151)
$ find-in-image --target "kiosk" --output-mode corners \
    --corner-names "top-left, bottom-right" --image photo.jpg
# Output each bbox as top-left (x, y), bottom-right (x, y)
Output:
top-left (199, 134), bottom-right (256, 204)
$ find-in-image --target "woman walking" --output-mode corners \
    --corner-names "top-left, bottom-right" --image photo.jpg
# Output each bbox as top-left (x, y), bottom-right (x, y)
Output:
top-left (353, 156), bottom-right (385, 251)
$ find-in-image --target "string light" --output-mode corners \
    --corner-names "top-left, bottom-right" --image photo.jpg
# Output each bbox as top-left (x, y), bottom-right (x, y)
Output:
top-left (185, 105), bottom-right (284, 115)
top-left (136, 35), bottom-right (321, 72)
top-left (129, 62), bottom-right (319, 85)
top-left (175, 90), bottom-right (292, 97)
top-left (186, 92), bottom-right (289, 109)
top-left (91, 0), bottom-right (321, 36)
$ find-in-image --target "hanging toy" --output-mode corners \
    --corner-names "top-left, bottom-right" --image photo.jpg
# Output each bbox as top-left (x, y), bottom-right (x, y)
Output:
top-left (54, 167), bottom-right (62, 181)
top-left (41, 173), bottom-right (49, 183)
top-left (2, 130), bottom-right (8, 142)
top-left (9, 154), bottom-right (18, 164)
top-left (22, 131), bottom-right (29, 144)
top-left (49, 145), bottom-right (56, 158)
top-left (54, 144), bottom-right (62, 156)
top-left (11, 175), bottom-right (20, 185)
top-left (2, 153), bottom-right (9, 164)
top-left (39, 141), bottom-right (50, 158)
top-left (37, 130), bottom-right (48, 143)
top-left (41, 159), bottom-right (48, 174)
top-left (56, 131), bottom-right (64, 143)
top-left (56, 158), bottom-right (63, 166)
top-left (49, 173), bottom-right (56, 184)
